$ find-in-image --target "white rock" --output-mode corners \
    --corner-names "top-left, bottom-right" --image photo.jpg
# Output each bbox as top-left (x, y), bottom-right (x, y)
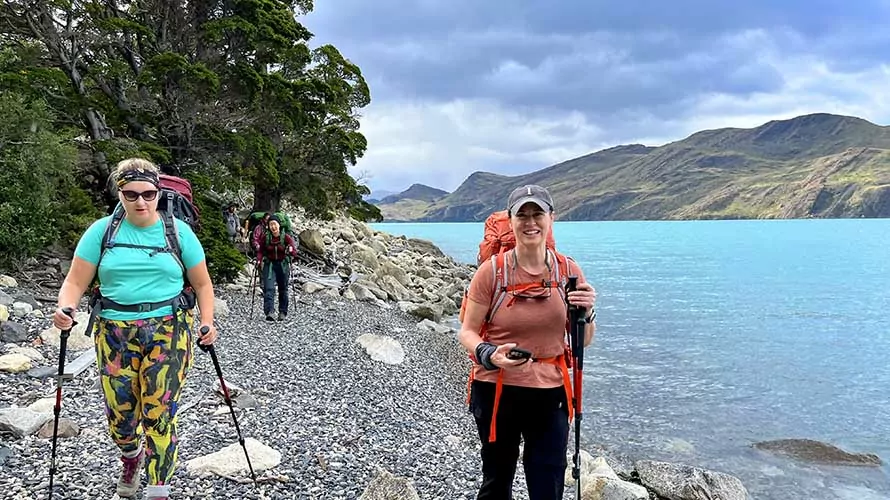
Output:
top-left (40, 311), bottom-right (94, 351)
top-left (0, 353), bottom-right (32, 372)
top-left (185, 438), bottom-right (281, 477)
top-left (9, 346), bottom-right (45, 363)
top-left (416, 319), bottom-right (453, 334)
top-left (0, 408), bottom-right (51, 437)
top-left (12, 302), bottom-right (32, 316)
top-left (356, 333), bottom-right (405, 365)
top-left (27, 398), bottom-right (56, 414)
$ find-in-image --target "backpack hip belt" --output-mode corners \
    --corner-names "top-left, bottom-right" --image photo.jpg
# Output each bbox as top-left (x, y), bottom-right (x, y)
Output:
top-left (84, 288), bottom-right (196, 339)
top-left (95, 292), bottom-right (194, 314)
top-left (473, 353), bottom-right (574, 443)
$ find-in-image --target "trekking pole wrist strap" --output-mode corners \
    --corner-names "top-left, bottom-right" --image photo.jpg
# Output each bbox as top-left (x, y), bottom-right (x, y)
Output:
top-left (475, 342), bottom-right (498, 370)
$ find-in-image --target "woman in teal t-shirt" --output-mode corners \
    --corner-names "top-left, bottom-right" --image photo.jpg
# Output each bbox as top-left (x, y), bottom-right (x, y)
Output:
top-left (52, 158), bottom-right (218, 500)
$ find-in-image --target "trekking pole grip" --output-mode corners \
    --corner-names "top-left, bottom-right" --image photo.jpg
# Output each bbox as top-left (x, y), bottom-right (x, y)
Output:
top-left (197, 325), bottom-right (212, 353)
top-left (60, 306), bottom-right (76, 330)
top-left (565, 276), bottom-right (579, 309)
top-left (56, 307), bottom-right (76, 371)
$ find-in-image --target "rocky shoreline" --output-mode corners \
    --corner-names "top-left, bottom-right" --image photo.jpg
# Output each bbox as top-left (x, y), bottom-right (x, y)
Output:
top-left (0, 210), bottom-right (758, 499)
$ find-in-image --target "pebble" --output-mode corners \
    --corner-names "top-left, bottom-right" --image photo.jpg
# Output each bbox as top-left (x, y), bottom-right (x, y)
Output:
top-left (0, 287), bottom-right (556, 499)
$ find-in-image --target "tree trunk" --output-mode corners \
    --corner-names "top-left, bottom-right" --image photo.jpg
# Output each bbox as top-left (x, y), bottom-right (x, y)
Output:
top-left (16, 4), bottom-right (117, 209)
top-left (252, 184), bottom-right (280, 213)
top-left (80, 107), bottom-right (116, 210)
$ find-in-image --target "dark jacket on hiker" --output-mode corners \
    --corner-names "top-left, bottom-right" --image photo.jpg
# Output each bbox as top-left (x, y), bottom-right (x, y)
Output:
top-left (257, 231), bottom-right (297, 264)
top-left (223, 205), bottom-right (240, 242)
top-left (257, 218), bottom-right (297, 321)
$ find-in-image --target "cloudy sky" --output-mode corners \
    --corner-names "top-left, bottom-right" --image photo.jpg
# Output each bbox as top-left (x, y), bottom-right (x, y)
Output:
top-left (302, 1), bottom-right (890, 196)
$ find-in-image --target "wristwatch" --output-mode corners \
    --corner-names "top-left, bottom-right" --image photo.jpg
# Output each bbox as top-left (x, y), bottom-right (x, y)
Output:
top-left (584, 309), bottom-right (596, 323)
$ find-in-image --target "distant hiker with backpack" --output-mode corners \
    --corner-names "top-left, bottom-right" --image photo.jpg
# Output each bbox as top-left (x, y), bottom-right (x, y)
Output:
top-left (222, 203), bottom-right (241, 243)
top-left (458, 184), bottom-right (597, 500)
top-left (256, 215), bottom-right (297, 321)
top-left (52, 158), bottom-right (217, 500)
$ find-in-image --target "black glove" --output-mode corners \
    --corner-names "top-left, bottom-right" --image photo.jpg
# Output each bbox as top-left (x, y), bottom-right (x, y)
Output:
top-left (475, 342), bottom-right (498, 370)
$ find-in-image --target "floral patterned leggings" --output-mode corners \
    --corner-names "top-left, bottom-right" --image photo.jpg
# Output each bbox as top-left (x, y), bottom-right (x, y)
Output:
top-left (93, 311), bottom-right (194, 485)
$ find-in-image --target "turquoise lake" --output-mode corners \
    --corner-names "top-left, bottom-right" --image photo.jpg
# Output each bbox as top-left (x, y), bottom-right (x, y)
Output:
top-left (371, 218), bottom-right (890, 500)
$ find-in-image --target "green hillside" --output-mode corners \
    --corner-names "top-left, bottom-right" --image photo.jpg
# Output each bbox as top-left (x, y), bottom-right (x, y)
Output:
top-left (376, 113), bottom-right (890, 221)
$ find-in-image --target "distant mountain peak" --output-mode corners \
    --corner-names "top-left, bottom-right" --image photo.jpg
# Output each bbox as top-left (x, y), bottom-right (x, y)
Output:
top-left (598, 143), bottom-right (655, 154)
top-left (379, 183), bottom-right (449, 204)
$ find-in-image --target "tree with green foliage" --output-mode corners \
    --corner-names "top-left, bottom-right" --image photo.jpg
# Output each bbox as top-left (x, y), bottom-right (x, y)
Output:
top-left (0, 91), bottom-right (103, 269)
top-left (0, 0), bottom-right (380, 280)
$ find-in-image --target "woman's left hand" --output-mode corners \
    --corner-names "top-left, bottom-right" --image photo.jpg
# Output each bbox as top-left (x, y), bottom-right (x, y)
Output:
top-left (197, 323), bottom-right (218, 346)
top-left (568, 282), bottom-right (596, 311)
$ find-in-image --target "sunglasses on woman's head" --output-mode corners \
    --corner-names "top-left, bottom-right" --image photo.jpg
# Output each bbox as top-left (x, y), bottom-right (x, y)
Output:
top-left (121, 189), bottom-right (159, 202)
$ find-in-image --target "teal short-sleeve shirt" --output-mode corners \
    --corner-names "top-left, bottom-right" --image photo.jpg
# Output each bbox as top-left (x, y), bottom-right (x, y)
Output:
top-left (75, 216), bottom-right (205, 320)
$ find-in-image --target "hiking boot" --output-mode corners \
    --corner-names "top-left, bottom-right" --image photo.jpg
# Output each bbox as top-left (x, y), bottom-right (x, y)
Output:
top-left (116, 450), bottom-right (144, 498)
top-left (265, 314), bottom-right (275, 321)
top-left (277, 312), bottom-right (286, 321)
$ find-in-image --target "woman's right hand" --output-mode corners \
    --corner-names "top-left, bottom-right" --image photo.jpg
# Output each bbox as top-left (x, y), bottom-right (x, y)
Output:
top-left (490, 342), bottom-right (529, 369)
top-left (53, 307), bottom-right (75, 330)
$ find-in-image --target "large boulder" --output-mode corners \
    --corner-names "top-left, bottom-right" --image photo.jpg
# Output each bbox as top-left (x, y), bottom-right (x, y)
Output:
top-left (299, 228), bottom-right (326, 256)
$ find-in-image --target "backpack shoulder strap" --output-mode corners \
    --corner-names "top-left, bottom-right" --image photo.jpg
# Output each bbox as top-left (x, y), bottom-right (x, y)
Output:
top-left (549, 248), bottom-right (571, 306)
top-left (485, 250), bottom-right (510, 326)
top-left (95, 205), bottom-right (126, 274)
top-left (160, 210), bottom-right (186, 276)
top-left (548, 249), bottom-right (578, 345)
top-left (102, 204), bottom-right (126, 249)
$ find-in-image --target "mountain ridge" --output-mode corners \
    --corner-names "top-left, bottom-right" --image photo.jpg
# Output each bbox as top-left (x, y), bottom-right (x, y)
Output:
top-left (375, 113), bottom-right (890, 221)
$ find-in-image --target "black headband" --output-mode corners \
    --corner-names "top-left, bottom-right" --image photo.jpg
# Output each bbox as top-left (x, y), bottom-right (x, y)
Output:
top-left (116, 168), bottom-right (159, 188)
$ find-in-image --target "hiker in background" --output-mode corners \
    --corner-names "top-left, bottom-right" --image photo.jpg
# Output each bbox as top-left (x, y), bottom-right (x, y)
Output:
top-left (52, 158), bottom-right (217, 500)
top-left (458, 184), bottom-right (597, 499)
top-left (222, 203), bottom-right (241, 244)
top-left (256, 215), bottom-right (297, 321)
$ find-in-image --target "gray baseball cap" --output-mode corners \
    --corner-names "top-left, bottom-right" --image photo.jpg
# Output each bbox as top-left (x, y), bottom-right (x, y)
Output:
top-left (507, 184), bottom-right (554, 214)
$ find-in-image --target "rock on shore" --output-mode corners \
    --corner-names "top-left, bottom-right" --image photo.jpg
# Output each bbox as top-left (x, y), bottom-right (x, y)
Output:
top-left (0, 210), bottom-right (755, 500)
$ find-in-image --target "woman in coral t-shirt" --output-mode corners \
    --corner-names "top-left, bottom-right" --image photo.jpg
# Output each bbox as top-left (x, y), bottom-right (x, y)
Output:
top-left (459, 184), bottom-right (597, 499)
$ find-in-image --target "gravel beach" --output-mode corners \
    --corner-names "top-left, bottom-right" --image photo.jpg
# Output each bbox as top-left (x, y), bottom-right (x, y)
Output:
top-left (0, 286), bottom-right (556, 500)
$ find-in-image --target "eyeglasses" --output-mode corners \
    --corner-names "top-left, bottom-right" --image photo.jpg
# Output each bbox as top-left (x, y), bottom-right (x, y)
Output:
top-left (121, 190), bottom-right (158, 202)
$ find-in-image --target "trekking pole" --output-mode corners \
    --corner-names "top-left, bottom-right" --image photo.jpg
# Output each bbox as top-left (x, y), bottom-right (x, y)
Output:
top-left (288, 255), bottom-right (298, 309)
top-left (197, 326), bottom-right (258, 486)
top-left (48, 307), bottom-right (77, 499)
top-left (566, 276), bottom-right (585, 500)
top-left (248, 259), bottom-right (259, 320)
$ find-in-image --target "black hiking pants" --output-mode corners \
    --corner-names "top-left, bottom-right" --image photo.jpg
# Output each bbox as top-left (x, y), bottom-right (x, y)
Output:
top-left (262, 259), bottom-right (289, 315)
top-left (469, 380), bottom-right (570, 500)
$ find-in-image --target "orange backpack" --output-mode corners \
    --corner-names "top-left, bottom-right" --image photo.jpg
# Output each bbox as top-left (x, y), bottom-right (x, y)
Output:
top-left (476, 210), bottom-right (557, 266)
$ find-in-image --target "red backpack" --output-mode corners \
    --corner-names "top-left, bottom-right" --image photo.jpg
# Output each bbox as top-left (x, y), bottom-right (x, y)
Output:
top-left (476, 210), bottom-right (556, 266)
